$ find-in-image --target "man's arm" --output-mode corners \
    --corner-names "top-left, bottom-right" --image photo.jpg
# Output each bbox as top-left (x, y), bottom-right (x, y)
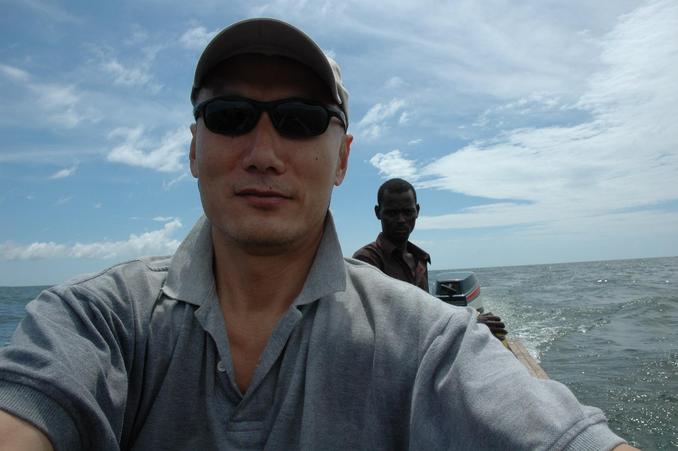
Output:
top-left (0, 409), bottom-right (54, 451)
top-left (0, 279), bottom-right (138, 450)
top-left (409, 309), bottom-right (632, 449)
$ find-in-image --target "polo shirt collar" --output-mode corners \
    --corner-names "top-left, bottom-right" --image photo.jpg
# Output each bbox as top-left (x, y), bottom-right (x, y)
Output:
top-left (162, 212), bottom-right (346, 306)
top-left (294, 212), bottom-right (346, 306)
top-left (162, 215), bottom-right (215, 306)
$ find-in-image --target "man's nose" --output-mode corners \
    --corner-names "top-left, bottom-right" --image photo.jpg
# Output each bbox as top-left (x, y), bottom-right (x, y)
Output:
top-left (241, 112), bottom-right (285, 174)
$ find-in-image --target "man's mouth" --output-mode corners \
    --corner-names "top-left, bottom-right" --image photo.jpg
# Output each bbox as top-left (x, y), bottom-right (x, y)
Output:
top-left (237, 188), bottom-right (289, 198)
top-left (235, 187), bottom-right (292, 208)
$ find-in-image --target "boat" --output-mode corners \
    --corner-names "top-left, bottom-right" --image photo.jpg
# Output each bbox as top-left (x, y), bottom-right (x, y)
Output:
top-left (433, 272), bottom-right (548, 379)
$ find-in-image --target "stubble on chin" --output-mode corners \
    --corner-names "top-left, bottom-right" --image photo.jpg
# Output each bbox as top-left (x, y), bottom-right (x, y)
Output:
top-left (214, 220), bottom-right (306, 256)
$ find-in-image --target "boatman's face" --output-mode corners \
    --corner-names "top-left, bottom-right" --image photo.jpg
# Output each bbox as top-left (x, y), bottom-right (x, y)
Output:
top-left (376, 189), bottom-right (419, 245)
top-left (189, 54), bottom-right (352, 255)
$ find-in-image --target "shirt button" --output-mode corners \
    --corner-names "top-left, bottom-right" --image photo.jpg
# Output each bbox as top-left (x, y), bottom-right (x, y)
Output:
top-left (217, 360), bottom-right (227, 372)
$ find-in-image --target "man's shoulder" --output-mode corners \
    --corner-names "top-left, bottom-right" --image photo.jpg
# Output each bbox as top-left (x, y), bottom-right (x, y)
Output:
top-left (352, 240), bottom-right (379, 256)
top-left (49, 255), bottom-right (172, 308)
top-left (62, 255), bottom-right (170, 285)
top-left (343, 257), bottom-right (450, 316)
top-left (352, 241), bottom-right (382, 266)
top-left (407, 240), bottom-right (431, 264)
top-left (341, 258), bottom-right (473, 355)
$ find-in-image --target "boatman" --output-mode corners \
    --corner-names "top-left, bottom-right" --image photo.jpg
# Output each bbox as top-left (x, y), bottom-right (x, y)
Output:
top-left (0, 18), bottom-right (637, 451)
top-left (353, 177), bottom-right (507, 340)
top-left (353, 178), bottom-right (431, 291)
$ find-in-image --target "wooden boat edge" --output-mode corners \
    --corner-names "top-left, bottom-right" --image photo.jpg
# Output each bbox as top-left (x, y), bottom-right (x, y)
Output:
top-left (507, 339), bottom-right (549, 380)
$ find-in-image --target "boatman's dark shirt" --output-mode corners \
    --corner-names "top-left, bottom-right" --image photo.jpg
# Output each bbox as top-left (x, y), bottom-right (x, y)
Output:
top-left (353, 233), bottom-right (431, 292)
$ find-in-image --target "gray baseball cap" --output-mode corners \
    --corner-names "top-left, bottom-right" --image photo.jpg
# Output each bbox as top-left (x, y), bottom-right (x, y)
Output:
top-left (191, 18), bottom-right (349, 126)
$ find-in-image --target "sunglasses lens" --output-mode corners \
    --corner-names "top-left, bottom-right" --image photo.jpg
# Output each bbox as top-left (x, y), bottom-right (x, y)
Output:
top-left (272, 102), bottom-right (330, 137)
top-left (199, 98), bottom-right (338, 138)
top-left (203, 100), bottom-right (259, 135)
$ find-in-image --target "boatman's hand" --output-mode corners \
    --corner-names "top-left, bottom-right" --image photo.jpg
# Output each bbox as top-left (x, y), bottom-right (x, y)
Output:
top-left (477, 312), bottom-right (507, 340)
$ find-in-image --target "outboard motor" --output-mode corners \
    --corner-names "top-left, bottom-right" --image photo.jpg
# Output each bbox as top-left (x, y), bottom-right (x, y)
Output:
top-left (434, 272), bottom-right (484, 313)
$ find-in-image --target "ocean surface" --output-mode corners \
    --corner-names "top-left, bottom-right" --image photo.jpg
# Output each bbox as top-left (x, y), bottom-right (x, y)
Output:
top-left (2, 256), bottom-right (677, 449)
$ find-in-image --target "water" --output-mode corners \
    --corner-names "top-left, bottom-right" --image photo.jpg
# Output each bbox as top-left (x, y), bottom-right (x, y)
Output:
top-left (430, 256), bottom-right (677, 450)
top-left (2, 257), bottom-right (677, 449)
top-left (0, 285), bottom-right (50, 347)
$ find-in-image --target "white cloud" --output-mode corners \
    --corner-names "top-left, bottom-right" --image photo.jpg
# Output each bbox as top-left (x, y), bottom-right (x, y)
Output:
top-left (125, 25), bottom-right (149, 46)
top-left (55, 195), bottom-right (72, 205)
top-left (48, 165), bottom-right (77, 180)
top-left (163, 173), bottom-right (189, 190)
top-left (0, 64), bottom-right (31, 82)
top-left (91, 43), bottom-right (162, 93)
top-left (359, 98), bottom-right (405, 127)
top-left (0, 241), bottom-right (68, 260)
top-left (180, 26), bottom-right (218, 50)
top-left (385, 76), bottom-right (405, 89)
top-left (29, 83), bottom-right (85, 128)
top-left (407, 138), bottom-right (422, 145)
top-left (357, 98), bottom-right (406, 140)
top-left (398, 111), bottom-right (411, 125)
top-left (0, 64), bottom-right (99, 130)
top-left (0, 219), bottom-right (183, 260)
top-left (248, 0), bottom-right (347, 20)
top-left (473, 92), bottom-right (568, 129)
top-left (296, 1), bottom-right (646, 146)
top-left (19, 0), bottom-right (81, 23)
top-left (107, 126), bottom-right (191, 172)
top-left (414, 0), bottom-right (678, 232)
top-left (369, 150), bottom-right (419, 180)
top-left (418, 202), bottom-right (548, 230)
top-left (102, 59), bottom-right (152, 87)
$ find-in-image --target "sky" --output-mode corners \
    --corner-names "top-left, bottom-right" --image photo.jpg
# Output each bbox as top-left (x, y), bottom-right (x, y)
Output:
top-left (1, 0), bottom-right (677, 286)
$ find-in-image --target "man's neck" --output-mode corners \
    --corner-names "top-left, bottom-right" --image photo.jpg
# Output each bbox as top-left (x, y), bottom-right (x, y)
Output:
top-left (210, 225), bottom-right (324, 393)
top-left (384, 234), bottom-right (409, 254)
top-left (212, 232), bottom-right (322, 316)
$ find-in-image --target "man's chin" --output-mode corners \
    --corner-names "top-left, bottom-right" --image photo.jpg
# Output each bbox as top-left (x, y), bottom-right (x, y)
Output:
top-left (216, 224), bottom-right (304, 255)
top-left (232, 229), bottom-right (295, 251)
top-left (208, 209), bottom-right (325, 255)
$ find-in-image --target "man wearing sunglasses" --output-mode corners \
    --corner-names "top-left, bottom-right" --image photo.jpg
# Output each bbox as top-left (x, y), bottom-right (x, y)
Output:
top-left (0, 18), bottom-right (636, 451)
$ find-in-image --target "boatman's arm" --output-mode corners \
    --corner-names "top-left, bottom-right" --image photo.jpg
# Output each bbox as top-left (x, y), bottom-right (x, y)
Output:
top-left (476, 312), bottom-right (507, 339)
top-left (0, 409), bottom-right (54, 451)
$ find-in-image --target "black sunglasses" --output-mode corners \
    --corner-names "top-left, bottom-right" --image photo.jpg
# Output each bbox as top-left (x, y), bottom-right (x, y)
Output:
top-left (193, 96), bottom-right (347, 138)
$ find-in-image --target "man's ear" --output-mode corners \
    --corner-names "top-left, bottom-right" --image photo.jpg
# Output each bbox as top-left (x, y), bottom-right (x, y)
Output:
top-left (374, 205), bottom-right (381, 220)
top-left (334, 134), bottom-right (352, 186)
top-left (416, 203), bottom-right (420, 217)
top-left (189, 123), bottom-right (198, 178)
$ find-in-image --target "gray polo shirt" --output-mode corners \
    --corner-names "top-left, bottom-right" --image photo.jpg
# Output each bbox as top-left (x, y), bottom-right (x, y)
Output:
top-left (0, 214), bottom-right (625, 450)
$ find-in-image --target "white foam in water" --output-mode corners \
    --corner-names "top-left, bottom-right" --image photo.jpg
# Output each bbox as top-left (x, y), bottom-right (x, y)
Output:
top-left (431, 256), bottom-right (678, 449)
